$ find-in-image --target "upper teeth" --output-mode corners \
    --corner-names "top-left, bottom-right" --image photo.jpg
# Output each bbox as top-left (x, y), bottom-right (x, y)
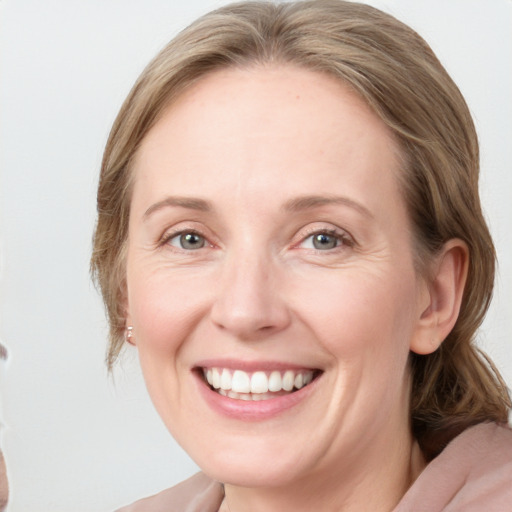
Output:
top-left (204, 368), bottom-right (314, 394)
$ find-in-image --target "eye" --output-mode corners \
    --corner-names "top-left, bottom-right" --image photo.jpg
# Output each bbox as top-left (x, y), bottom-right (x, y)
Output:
top-left (312, 232), bottom-right (338, 250)
top-left (300, 230), bottom-right (349, 251)
top-left (168, 231), bottom-right (206, 250)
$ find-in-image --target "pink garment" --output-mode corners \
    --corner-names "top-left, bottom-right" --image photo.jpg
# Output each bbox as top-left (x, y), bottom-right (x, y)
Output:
top-left (116, 422), bottom-right (512, 512)
top-left (116, 472), bottom-right (223, 512)
top-left (394, 422), bottom-right (512, 511)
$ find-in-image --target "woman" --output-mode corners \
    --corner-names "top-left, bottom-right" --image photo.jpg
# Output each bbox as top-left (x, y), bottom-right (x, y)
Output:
top-left (91, 1), bottom-right (512, 510)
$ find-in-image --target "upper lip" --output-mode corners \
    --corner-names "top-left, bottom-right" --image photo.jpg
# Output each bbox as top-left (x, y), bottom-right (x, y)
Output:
top-left (194, 358), bottom-right (321, 372)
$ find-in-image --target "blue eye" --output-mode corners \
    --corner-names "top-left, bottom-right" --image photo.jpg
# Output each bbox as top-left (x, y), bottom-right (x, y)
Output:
top-left (169, 232), bottom-right (206, 250)
top-left (312, 233), bottom-right (339, 250)
top-left (301, 231), bottom-right (343, 250)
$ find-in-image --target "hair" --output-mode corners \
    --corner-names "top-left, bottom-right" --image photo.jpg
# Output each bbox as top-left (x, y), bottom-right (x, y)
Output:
top-left (91, 0), bottom-right (511, 458)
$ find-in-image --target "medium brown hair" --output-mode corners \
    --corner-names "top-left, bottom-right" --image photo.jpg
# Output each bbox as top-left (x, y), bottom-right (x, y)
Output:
top-left (91, 0), bottom-right (510, 457)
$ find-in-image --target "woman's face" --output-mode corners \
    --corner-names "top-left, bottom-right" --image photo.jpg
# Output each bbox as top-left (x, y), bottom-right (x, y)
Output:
top-left (126, 66), bottom-right (429, 488)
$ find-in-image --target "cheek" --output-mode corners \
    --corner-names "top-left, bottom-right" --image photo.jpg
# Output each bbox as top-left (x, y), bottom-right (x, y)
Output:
top-left (295, 268), bottom-right (418, 428)
top-left (126, 268), bottom-right (214, 426)
top-left (291, 266), bottom-right (418, 361)
top-left (127, 266), bottom-right (212, 357)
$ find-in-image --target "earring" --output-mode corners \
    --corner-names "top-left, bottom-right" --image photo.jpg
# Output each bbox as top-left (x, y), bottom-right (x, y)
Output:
top-left (125, 326), bottom-right (134, 343)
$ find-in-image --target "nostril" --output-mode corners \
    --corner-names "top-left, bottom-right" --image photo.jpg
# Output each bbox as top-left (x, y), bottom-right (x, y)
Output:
top-left (210, 296), bottom-right (292, 339)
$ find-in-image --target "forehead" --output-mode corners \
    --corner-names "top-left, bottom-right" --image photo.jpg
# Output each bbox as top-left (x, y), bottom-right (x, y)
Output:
top-left (131, 65), bottom-right (404, 219)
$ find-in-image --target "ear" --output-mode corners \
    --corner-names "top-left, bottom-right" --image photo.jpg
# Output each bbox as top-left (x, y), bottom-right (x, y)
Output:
top-left (410, 239), bottom-right (469, 355)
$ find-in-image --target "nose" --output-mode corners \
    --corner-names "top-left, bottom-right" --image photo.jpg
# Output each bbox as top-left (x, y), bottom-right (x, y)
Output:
top-left (210, 251), bottom-right (291, 340)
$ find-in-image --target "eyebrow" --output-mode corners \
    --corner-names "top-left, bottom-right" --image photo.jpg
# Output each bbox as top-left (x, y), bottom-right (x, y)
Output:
top-left (143, 194), bottom-right (373, 220)
top-left (144, 196), bottom-right (213, 219)
top-left (283, 195), bottom-right (373, 218)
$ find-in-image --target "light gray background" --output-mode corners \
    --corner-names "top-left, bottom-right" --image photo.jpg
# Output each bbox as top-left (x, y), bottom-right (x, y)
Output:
top-left (1, 1), bottom-right (511, 511)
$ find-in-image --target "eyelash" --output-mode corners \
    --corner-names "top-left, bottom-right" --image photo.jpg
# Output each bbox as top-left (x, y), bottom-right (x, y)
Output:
top-left (158, 228), bottom-right (210, 250)
top-left (297, 228), bottom-right (354, 252)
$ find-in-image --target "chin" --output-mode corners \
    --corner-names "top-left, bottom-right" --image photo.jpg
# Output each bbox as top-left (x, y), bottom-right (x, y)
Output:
top-left (173, 426), bottom-right (313, 488)
top-left (199, 452), bottom-right (306, 488)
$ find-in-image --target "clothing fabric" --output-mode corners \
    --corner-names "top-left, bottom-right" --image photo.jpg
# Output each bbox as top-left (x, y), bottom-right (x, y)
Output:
top-left (116, 422), bottom-right (512, 512)
top-left (394, 422), bottom-right (512, 512)
top-left (116, 472), bottom-right (223, 512)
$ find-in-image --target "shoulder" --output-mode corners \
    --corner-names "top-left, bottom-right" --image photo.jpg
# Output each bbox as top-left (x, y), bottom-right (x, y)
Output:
top-left (115, 472), bottom-right (224, 512)
top-left (395, 422), bottom-right (512, 512)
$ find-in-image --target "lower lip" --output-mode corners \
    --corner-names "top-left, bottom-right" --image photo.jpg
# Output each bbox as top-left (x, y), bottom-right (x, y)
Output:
top-left (194, 371), bottom-right (320, 421)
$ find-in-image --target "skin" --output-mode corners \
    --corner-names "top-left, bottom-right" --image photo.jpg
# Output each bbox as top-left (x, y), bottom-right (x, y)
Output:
top-left (125, 66), bottom-right (468, 511)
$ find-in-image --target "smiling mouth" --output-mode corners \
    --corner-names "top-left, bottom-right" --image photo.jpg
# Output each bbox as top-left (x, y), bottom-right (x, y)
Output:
top-left (200, 367), bottom-right (321, 401)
